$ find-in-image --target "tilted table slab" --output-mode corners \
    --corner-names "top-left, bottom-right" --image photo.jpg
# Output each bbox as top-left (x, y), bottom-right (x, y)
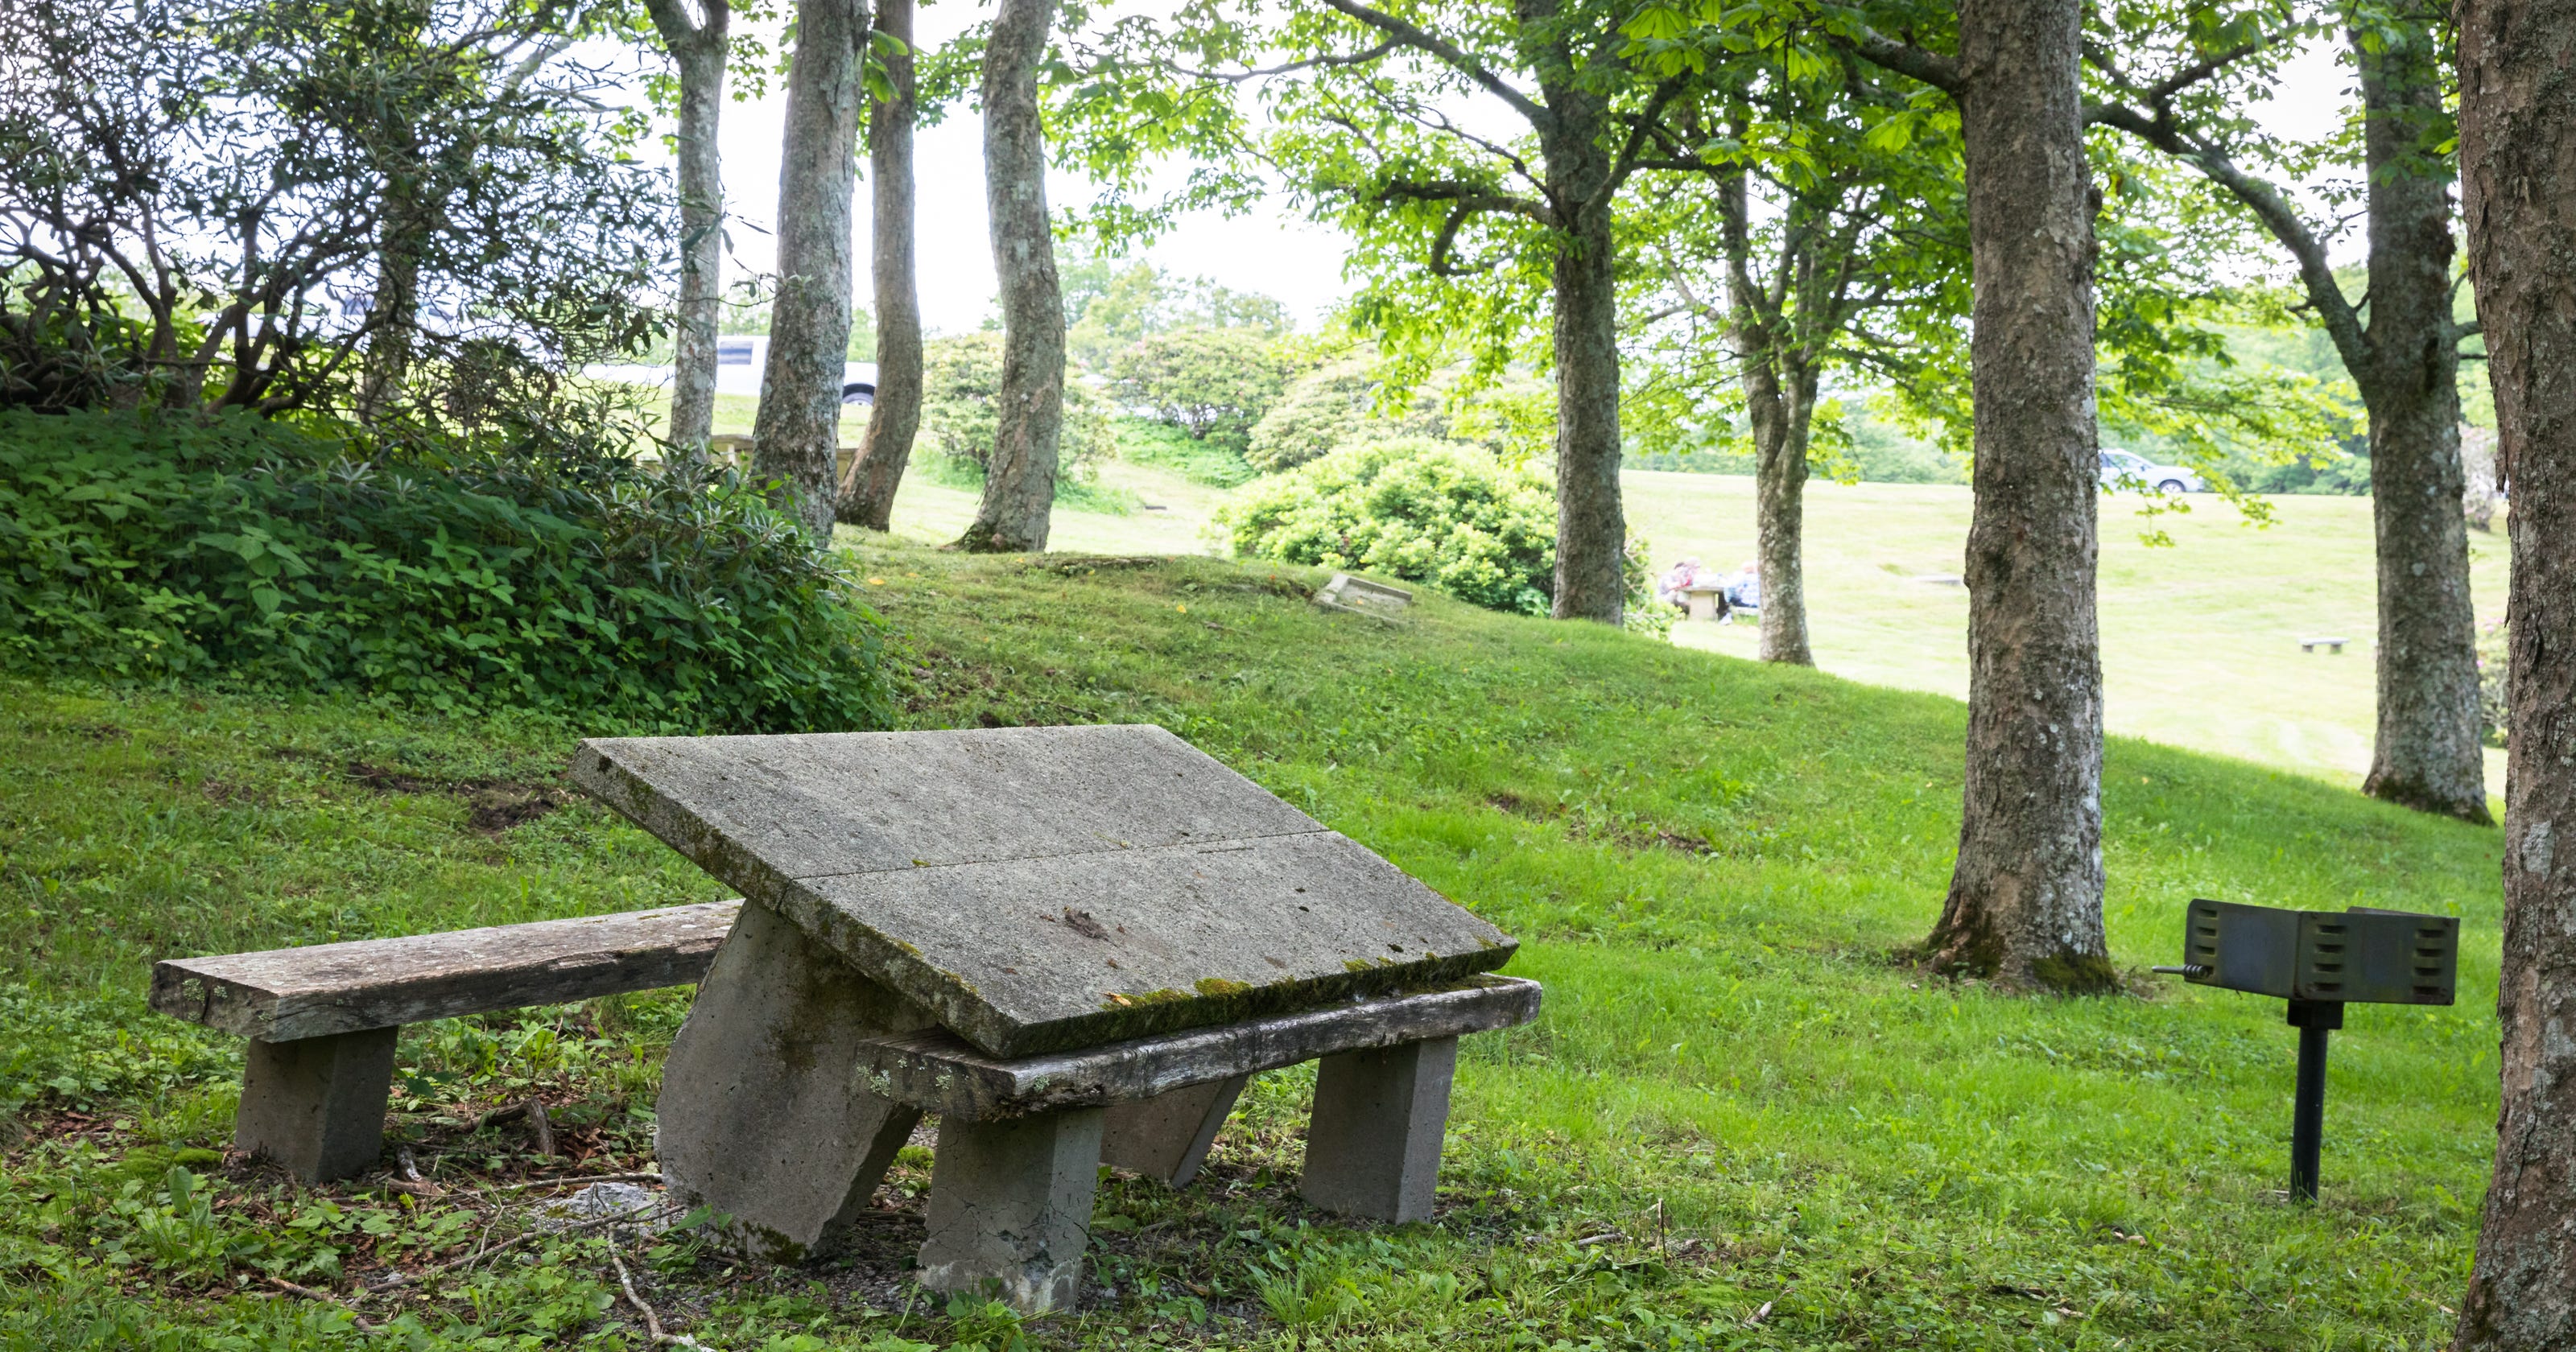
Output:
top-left (571, 726), bottom-right (1534, 1311)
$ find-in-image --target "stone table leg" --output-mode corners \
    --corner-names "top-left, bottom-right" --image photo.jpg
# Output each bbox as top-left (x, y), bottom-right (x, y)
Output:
top-left (918, 1107), bottom-right (1106, 1314)
top-left (236, 1026), bottom-right (400, 1182)
top-left (1299, 1036), bottom-right (1456, 1223)
top-left (1099, 1074), bottom-right (1246, 1188)
top-left (655, 901), bottom-right (932, 1263)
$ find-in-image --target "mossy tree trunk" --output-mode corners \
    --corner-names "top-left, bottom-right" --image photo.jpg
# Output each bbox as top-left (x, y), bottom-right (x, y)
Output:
top-left (839, 0), bottom-right (920, 530)
top-left (2453, 0), bottom-right (2576, 1340)
top-left (1856, 0), bottom-right (2112, 992)
top-left (956, 0), bottom-right (1062, 554)
top-left (643, 0), bottom-right (731, 461)
top-left (2351, 2), bottom-right (2488, 824)
top-left (752, 0), bottom-right (868, 538)
top-left (2091, 2), bottom-right (2487, 825)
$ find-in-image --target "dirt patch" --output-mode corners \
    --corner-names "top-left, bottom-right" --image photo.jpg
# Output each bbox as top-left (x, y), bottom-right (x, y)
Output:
top-left (1027, 554), bottom-right (1166, 575)
top-left (1630, 827), bottom-right (1717, 857)
top-left (1229, 574), bottom-right (1315, 601)
top-left (462, 785), bottom-right (573, 834)
top-left (1487, 791), bottom-right (1558, 819)
top-left (199, 777), bottom-right (277, 808)
top-left (334, 760), bottom-right (574, 835)
top-left (1488, 794), bottom-right (1715, 855)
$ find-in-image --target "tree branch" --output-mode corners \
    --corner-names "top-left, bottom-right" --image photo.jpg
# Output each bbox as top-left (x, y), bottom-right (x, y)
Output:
top-left (1313, 0), bottom-right (1551, 130)
top-left (1842, 26), bottom-right (1962, 95)
top-left (2088, 101), bottom-right (2369, 369)
top-left (1164, 37), bottom-right (1398, 84)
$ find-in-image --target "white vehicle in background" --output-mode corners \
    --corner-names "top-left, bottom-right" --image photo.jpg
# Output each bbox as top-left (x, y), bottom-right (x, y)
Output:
top-left (713, 335), bottom-right (875, 406)
top-left (585, 335), bottom-right (875, 406)
top-left (2099, 447), bottom-right (2204, 493)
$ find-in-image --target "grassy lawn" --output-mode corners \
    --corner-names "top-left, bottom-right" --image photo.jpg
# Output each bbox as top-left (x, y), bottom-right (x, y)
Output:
top-left (0, 542), bottom-right (2500, 1350)
top-left (1627, 475), bottom-right (2510, 801)
top-left (854, 449), bottom-right (2505, 801)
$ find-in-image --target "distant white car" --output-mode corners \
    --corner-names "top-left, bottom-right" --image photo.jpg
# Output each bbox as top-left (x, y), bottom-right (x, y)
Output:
top-left (586, 335), bottom-right (875, 406)
top-left (2100, 448), bottom-right (2203, 493)
top-left (715, 335), bottom-right (875, 406)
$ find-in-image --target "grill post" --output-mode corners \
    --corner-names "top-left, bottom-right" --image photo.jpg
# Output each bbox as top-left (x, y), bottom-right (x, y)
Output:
top-left (2285, 999), bottom-right (2343, 1202)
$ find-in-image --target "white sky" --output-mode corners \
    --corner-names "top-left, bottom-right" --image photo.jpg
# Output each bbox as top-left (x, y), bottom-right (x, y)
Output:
top-left (618, 12), bottom-right (2361, 337)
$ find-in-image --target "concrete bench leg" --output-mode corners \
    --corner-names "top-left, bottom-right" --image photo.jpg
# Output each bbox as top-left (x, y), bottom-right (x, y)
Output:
top-left (235, 1026), bottom-right (400, 1182)
top-left (656, 901), bottom-right (931, 1263)
top-left (918, 1107), bottom-right (1106, 1315)
top-left (1099, 1074), bottom-right (1246, 1188)
top-left (1299, 1036), bottom-right (1456, 1223)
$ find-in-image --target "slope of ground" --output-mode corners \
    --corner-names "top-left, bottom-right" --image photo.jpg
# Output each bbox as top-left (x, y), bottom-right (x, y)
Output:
top-left (1625, 473), bottom-right (2511, 800)
top-left (852, 447), bottom-right (2507, 799)
top-left (0, 545), bottom-right (2500, 1350)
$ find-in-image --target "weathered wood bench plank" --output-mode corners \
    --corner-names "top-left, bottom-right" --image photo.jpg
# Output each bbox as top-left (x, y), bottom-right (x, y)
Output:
top-left (150, 901), bottom-right (741, 1042)
top-left (854, 975), bottom-right (1542, 1119)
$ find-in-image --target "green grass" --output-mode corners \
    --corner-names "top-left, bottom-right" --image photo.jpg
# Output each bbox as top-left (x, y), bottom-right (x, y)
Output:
top-left (0, 544), bottom-right (2501, 1350)
top-left (939, 460), bottom-right (2506, 800)
top-left (1628, 474), bottom-right (2510, 801)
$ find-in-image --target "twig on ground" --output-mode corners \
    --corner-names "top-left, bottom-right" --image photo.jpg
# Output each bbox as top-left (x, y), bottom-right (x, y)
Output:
top-left (387, 1146), bottom-right (446, 1197)
top-left (368, 1199), bottom-right (672, 1291)
top-left (608, 1241), bottom-right (708, 1347)
top-left (477, 1098), bottom-right (556, 1156)
top-left (478, 1171), bottom-right (663, 1194)
top-left (267, 1276), bottom-right (378, 1330)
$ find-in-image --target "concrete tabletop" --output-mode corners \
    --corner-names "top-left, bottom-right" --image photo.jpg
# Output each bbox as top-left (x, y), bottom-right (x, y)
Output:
top-left (571, 726), bottom-right (1516, 1057)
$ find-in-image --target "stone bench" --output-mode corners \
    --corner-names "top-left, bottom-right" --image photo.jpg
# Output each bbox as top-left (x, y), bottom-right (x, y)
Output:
top-left (148, 901), bottom-right (741, 1181)
top-left (859, 975), bottom-right (1540, 1308)
top-left (2301, 636), bottom-right (2350, 654)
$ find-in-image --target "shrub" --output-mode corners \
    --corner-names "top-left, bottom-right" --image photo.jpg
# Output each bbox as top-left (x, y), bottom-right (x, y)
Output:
top-left (1216, 438), bottom-right (1556, 615)
top-left (1245, 359), bottom-right (1554, 474)
top-left (0, 410), bottom-right (892, 731)
top-left (1107, 328), bottom-right (1294, 452)
top-left (1245, 360), bottom-right (1449, 474)
top-left (919, 332), bottom-right (1116, 474)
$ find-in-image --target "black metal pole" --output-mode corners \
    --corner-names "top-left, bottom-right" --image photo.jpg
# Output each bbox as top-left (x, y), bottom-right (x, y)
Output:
top-left (2285, 1000), bottom-right (2343, 1202)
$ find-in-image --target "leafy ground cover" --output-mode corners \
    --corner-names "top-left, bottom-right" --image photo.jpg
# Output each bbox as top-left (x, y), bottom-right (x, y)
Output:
top-left (0, 542), bottom-right (2501, 1350)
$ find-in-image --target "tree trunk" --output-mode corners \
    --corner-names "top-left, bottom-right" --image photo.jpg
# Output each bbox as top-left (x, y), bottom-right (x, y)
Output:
top-left (839, 0), bottom-right (920, 529)
top-left (1922, 0), bottom-right (2112, 992)
top-left (356, 198), bottom-right (423, 424)
top-left (650, 0), bottom-right (731, 460)
top-left (752, 0), bottom-right (869, 538)
top-left (1716, 163), bottom-right (1818, 666)
top-left (1752, 362), bottom-right (1818, 665)
top-left (2350, 4), bottom-right (2491, 824)
top-left (955, 0), bottom-right (1062, 554)
top-left (1534, 70), bottom-right (1626, 624)
top-left (2452, 0), bottom-right (2576, 1341)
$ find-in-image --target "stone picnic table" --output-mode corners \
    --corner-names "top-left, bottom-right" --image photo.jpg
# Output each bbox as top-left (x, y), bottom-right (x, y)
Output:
top-left (570, 724), bottom-right (1540, 1312)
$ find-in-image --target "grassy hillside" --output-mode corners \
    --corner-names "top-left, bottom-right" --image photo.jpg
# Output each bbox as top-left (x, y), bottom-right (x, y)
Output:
top-left (825, 441), bottom-right (2508, 800)
top-left (1627, 473), bottom-right (2511, 800)
top-left (0, 543), bottom-right (2500, 1350)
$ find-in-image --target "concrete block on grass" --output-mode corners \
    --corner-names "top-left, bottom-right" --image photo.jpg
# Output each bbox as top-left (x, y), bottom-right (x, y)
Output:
top-left (1100, 1074), bottom-right (1246, 1187)
top-left (656, 901), bottom-right (931, 1263)
top-left (1299, 1036), bottom-right (1456, 1223)
top-left (918, 1107), bottom-right (1107, 1314)
top-left (235, 1026), bottom-right (399, 1181)
top-left (571, 726), bottom-right (1516, 1058)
